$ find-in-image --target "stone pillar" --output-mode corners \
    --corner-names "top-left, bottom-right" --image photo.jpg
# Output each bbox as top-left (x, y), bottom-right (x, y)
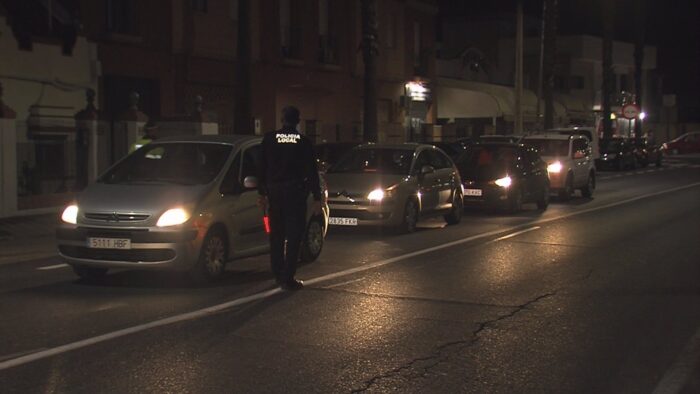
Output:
top-left (0, 82), bottom-right (18, 217)
top-left (116, 92), bottom-right (148, 160)
top-left (191, 95), bottom-right (218, 135)
top-left (75, 89), bottom-right (99, 185)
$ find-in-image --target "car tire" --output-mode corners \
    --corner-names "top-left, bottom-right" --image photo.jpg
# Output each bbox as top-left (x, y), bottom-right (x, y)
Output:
top-left (191, 229), bottom-right (227, 283)
top-left (444, 191), bottom-right (463, 225)
top-left (508, 187), bottom-right (523, 213)
top-left (536, 184), bottom-right (550, 210)
top-left (300, 216), bottom-right (325, 263)
top-left (558, 174), bottom-right (574, 201)
top-left (581, 172), bottom-right (595, 198)
top-left (397, 198), bottom-right (419, 234)
top-left (71, 265), bottom-right (108, 281)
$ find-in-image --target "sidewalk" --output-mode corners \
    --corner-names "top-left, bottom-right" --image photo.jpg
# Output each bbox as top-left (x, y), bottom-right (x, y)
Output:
top-left (0, 213), bottom-right (59, 265)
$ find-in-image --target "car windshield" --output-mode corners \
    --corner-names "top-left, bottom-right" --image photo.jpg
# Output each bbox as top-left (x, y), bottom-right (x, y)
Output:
top-left (315, 144), bottom-right (357, 165)
top-left (327, 148), bottom-right (414, 175)
top-left (600, 139), bottom-right (623, 152)
top-left (524, 139), bottom-right (569, 157)
top-left (100, 143), bottom-right (233, 185)
top-left (457, 146), bottom-right (518, 181)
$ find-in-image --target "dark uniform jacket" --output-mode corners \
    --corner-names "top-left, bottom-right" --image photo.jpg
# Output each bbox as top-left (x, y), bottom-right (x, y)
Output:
top-left (258, 126), bottom-right (322, 201)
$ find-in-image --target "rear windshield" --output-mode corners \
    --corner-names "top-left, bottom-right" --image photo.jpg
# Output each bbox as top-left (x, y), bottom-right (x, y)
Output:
top-left (600, 139), bottom-right (623, 152)
top-left (100, 143), bottom-right (233, 185)
top-left (456, 146), bottom-right (518, 180)
top-left (524, 139), bottom-right (569, 157)
top-left (315, 144), bottom-right (357, 165)
top-left (327, 148), bottom-right (414, 175)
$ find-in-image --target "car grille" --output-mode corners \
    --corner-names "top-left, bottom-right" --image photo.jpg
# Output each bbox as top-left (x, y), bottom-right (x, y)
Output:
top-left (84, 213), bottom-right (151, 222)
top-left (330, 209), bottom-right (389, 221)
top-left (59, 245), bottom-right (175, 262)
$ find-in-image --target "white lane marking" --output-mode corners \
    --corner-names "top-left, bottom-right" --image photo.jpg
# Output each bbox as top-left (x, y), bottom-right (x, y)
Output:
top-left (1, 181), bottom-right (700, 372)
top-left (322, 277), bottom-right (367, 289)
top-left (491, 226), bottom-right (541, 242)
top-left (37, 264), bottom-right (69, 271)
top-left (652, 325), bottom-right (700, 394)
top-left (0, 348), bottom-right (47, 363)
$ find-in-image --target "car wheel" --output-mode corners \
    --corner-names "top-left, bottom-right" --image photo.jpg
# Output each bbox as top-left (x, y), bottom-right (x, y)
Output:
top-left (444, 191), bottom-right (463, 225)
top-left (71, 265), bottom-right (108, 281)
top-left (508, 187), bottom-right (523, 213)
top-left (536, 184), bottom-right (550, 210)
top-left (300, 216), bottom-right (325, 263)
top-left (558, 174), bottom-right (574, 201)
top-left (581, 173), bottom-right (595, 198)
top-left (398, 198), bottom-right (419, 234)
top-left (191, 229), bottom-right (227, 283)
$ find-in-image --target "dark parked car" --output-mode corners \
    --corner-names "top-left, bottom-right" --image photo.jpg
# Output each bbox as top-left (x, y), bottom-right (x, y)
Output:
top-left (631, 138), bottom-right (662, 167)
top-left (428, 141), bottom-right (467, 160)
top-left (596, 138), bottom-right (637, 170)
top-left (314, 142), bottom-right (360, 172)
top-left (479, 134), bottom-right (525, 144)
top-left (662, 131), bottom-right (700, 155)
top-left (455, 143), bottom-right (550, 213)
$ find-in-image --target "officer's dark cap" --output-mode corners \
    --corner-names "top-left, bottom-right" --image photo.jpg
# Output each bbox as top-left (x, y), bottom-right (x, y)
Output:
top-left (281, 106), bottom-right (300, 125)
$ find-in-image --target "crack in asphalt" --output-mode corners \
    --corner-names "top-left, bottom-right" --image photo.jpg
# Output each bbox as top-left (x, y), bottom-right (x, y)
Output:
top-left (311, 286), bottom-right (521, 309)
top-left (350, 291), bottom-right (557, 393)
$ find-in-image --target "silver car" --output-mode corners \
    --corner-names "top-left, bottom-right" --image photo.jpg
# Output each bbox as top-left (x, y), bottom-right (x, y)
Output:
top-left (56, 135), bottom-right (329, 282)
top-left (323, 143), bottom-right (464, 233)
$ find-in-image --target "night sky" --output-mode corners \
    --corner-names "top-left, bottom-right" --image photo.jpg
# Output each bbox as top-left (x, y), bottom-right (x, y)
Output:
top-left (438, 0), bottom-right (700, 121)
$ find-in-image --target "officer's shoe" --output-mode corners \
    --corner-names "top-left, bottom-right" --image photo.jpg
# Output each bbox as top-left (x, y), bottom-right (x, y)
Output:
top-left (280, 278), bottom-right (304, 291)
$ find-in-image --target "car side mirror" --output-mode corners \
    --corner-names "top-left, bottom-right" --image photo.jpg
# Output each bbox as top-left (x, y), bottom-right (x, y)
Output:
top-left (421, 165), bottom-right (435, 175)
top-left (243, 176), bottom-right (258, 189)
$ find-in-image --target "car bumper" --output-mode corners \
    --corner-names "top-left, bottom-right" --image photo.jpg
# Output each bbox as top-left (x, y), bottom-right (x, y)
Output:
top-left (56, 224), bottom-right (201, 271)
top-left (546, 172), bottom-right (568, 190)
top-left (327, 200), bottom-right (401, 227)
top-left (462, 184), bottom-right (511, 208)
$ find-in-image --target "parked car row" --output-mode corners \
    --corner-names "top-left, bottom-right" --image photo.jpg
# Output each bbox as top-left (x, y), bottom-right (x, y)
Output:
top-left (662, 131), bottom-right (700, 155)
top-left (55, 131), bottom-right (602, 283)
top-left (597, 137), bottom-right (662, 170)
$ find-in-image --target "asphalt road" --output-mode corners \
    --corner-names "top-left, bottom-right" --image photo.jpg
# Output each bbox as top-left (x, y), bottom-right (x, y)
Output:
top-left (1, 158), bottom-right (699, 393)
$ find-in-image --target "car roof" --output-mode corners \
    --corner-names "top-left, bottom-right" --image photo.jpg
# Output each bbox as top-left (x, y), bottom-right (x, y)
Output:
top-left (355, 142), bottom-right (424, 150)
top-left (155, 134), bottom-right (260, 145)
top-left (524, 134), bottom-right (574, 141)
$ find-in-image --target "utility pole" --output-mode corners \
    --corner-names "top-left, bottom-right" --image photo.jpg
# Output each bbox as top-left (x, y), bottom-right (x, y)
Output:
top-left (235, 0), bottom-right (253, 134)
top-left (536, 0), bottom-right (546, 131)
top-left (360, 0), bottom-right (379, 142)
top-left (602, 0), bottom-right (615, 139)
top-left (514, 0), bottom-right (524, 134)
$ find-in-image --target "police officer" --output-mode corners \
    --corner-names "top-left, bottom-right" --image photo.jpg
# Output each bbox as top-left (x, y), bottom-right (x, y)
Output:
top-left (129, 120), bottom-right (159, 153)
top-left (258, 106), bottom-right (322, 290)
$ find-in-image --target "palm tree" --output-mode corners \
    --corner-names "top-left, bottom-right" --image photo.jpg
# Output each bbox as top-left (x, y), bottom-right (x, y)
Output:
top-left (360, 0), bottom-right (378, 142)
top-left (542, 0), bottom-right (558, 130)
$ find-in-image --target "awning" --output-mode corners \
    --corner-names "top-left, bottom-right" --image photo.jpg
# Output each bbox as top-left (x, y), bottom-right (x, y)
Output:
top-left (554, 94), bottom-right (591, 119)
top-left (437, 78), bottom-right (538, 122)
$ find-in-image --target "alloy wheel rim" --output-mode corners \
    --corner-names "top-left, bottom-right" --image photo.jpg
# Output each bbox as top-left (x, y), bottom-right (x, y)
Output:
top-left (307, 221), bottom-right (323, 255)
top-left (406, 201), bottom-right (418, 230)
top-left (205, 237), bottom-right (225, 275)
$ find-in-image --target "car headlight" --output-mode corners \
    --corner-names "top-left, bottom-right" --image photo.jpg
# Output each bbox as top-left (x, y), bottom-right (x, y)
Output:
top-left (157, 208), bottom-right (190, 227)
top-left (61, 204), bottom-right (79, 224)
top-left (367, 189), bottom-right (385, 202)
top-left (547, 161), bottom-right (563, 173)
top-left (494, 176), bottom-right (512, 188)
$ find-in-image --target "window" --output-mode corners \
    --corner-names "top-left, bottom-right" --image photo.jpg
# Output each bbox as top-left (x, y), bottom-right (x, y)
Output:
top-left (192, 0), bottom-right (208, 12)
top-left (412, 150), bottom-right (431, 174)
top-left (106, 0), bottom-right (138, 35)
top-left (280, 0), bottom-right (302, 59)
top-left (572, 139), bottom-right (589, 157)
top-left (241, 145), bottom-right (262, 182)
top-left (427, 149), bottom-right (451, 169)
top-left (318, 0), bottom-right (338, 64)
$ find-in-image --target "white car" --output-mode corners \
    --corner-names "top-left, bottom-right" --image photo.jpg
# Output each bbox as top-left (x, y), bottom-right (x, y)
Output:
top-left (523, 134), bottom-right (596, 201)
